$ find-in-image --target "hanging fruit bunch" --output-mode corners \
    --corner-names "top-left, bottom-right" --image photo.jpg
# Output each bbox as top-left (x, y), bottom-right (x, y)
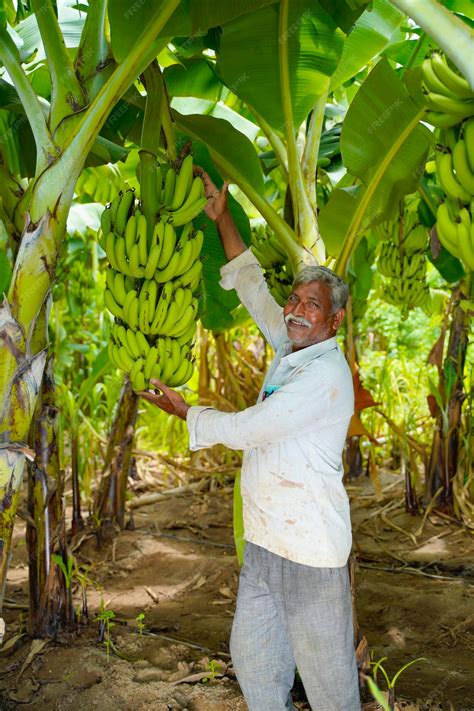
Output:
top-left (99, 154), bottom-right (206, 391)
top-left (420, 51), bottom-right (474, 129)
top-left (375, 209), bottom-right (430, 317)
top-left (433, 122), bottom-right (474, 271)
top-left (419, 51), bottom-right (474, 272)
top-left (250, 224), bottom-right (293, 306)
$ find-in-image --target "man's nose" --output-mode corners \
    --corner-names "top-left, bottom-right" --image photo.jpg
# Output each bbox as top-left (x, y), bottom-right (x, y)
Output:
top-left (293, 300), bottom-right (306, 316)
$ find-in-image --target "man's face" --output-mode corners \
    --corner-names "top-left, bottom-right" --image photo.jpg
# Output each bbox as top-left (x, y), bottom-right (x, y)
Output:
top-left (283, 280), bottom-right (344, 351)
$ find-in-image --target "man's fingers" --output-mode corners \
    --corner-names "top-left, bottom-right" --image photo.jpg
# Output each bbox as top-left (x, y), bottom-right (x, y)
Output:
top-left (138, 390), bottom-right (162, 405)
top-left (150, 378), bottom-right (174, 395)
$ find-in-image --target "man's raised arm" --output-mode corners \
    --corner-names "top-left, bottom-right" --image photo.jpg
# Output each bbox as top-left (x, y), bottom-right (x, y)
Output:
top-left (197, 169), bottom-right (286, 350)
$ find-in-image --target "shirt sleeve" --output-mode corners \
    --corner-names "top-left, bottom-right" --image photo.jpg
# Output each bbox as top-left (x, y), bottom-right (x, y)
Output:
top-left (186, 363), bottom-right (354, 451)
top-left (219, 250), bottom-right (287, 351)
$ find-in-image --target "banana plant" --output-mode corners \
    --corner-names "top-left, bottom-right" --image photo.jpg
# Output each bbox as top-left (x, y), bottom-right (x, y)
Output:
top-left (0, 0), bottom-right (183, 621)
top-left (2, 0), bottom-right (317, 628)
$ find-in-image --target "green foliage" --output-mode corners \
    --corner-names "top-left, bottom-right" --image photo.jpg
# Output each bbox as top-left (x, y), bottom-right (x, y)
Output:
top-left (320, 59), bottom-right (432, 261)
top-left (217, 1), bottom-right (345, 131)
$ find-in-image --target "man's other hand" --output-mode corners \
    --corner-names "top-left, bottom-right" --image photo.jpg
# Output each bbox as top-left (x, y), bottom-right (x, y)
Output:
top-left (139, 379), bottom-right (190, 420)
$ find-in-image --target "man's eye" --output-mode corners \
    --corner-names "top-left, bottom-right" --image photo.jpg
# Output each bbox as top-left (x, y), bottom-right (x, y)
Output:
top-left (288, 294), bottom-right (297, 303)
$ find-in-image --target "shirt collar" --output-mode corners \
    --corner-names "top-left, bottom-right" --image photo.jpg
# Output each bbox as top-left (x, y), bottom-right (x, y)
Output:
top-left (283, 336), bottom-right (338, 367)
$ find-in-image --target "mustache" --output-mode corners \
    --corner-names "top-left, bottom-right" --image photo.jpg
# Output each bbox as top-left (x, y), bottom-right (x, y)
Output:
top-left (284, 314), bottom-right (311, 328)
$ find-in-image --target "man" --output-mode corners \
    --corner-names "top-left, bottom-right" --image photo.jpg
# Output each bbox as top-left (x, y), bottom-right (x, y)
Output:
top-left (140, 172), bottom-right (361, 711)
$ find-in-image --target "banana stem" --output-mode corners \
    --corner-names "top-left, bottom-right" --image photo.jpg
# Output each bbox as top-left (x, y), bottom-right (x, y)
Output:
top-left (74, 0), bottom-right (112, 101)
top-left (0, 28), bottom-right (56, 172)
top-left (279, 0), bottom-right (301, 235)
top-left (251, 107), bottom-right (288, 179)
top-left (390, 0), bottom-right (474, 88)
top-left (302, 88), bottom-right (329, 208)
top-left (278, 0), bottom-right (323, 262)
top-left (30, 0), bottom-right (86, 131)
top-left (401, 31), bottom-right (426, 76)
top-left (140, 62), bottom-right (165, 237)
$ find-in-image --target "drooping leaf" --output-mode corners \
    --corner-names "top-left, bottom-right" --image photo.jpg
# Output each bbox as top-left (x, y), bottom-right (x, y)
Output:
top-left (173, 111), bottom-right (265, 195)
top-left (319, 59), bottom-right (431, 261)
top-left (164, 58), bottom-right (223, 102)
top-left (217, 1), bottom-right (345, 131)
top-left (188, 0), bottom-right (277, 32)
top-left (318, 0), bottom-right (369, 33)
top-left (108, 0), bottom-right (191, 64)
top-left (382, 34), bottom-right (434, 69)
top-left (329, 0), bottom-right (405, 91)
top-left (12, 4), bottom-right (86, 61)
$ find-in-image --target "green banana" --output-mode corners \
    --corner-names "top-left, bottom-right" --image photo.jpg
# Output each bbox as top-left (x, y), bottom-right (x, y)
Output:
top-left (104, 289), bottom-right (124, 320)
top-left (163, 167), bottom-right (176, 209)
top-left (157, 221), bottom-right (177, 270)
top-left (115, 188), bottom-right (135, 236)
top-left (137, 213), bottom-right (148, 265)
top-left (452, 138), bottom-right (474, 194)
top-left (170, 154), bottom-right (194, 210)
top-left (125, 214), bottom-right (138, 256)
top-left (126, 329), bottom-right (141, 359)
top-left (436, 149), bottom-right (471, 203)
top-left (430, 52), bottom-right (473, 101)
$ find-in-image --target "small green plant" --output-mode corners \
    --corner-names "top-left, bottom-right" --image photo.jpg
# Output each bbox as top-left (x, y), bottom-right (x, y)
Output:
top-left (94, 598), bottom-right (117, 662)
top-left (52, 552), bottom-right (75, 589)
top-left (368, 654), bottom-right (428, 710)
top-left (135, 612), bottom-right (145, 635)
top-left (201, 659), bottom-right (223, 684)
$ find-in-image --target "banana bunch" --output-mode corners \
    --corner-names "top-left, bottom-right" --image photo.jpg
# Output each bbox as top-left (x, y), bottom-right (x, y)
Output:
top-left (434, 121), bottom-right (474, 271)
top-left (100, 154), bottom-right (205, 390)
top-left (421, 52), bottom-right (474, 129)
top-left (377, 243), bottom-right (427, 280)
top-left (375, 210), bottom-right (430, 313)
top-left (75, 165), bottom-right (124, 204)
top-left (250, 225), bottom-right (293, 306)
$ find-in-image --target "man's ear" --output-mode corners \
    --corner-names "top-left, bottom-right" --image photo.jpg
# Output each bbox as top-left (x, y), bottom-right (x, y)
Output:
top-left (333, 308), bottom-right (345, 330)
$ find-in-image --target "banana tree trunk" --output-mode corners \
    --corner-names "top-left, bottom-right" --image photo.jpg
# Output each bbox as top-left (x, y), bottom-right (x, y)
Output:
top-left (426, 277), bottom-right (471, 509)
top-left (26, 356), bottom-right (73, 636)
top-left (0, 199), bottom-right (75, 615)
top-left (93, 378), bottom-right (139, 537)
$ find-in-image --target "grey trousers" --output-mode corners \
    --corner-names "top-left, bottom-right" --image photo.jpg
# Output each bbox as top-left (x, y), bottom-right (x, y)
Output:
top-left (230, 542), bottom-right (361, 711)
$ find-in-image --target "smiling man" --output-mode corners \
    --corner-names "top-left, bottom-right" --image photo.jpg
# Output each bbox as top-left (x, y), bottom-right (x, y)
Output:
top-left (140, 173), bottom-right (360, 711)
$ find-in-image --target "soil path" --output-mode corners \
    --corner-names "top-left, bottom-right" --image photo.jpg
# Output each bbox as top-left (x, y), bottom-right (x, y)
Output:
top-left (1, 474), bottom-right (473, 710)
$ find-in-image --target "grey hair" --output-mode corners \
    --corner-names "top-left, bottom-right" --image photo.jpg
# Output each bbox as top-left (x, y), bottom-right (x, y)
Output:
top-left (292, 266), bottom-right (349, 312)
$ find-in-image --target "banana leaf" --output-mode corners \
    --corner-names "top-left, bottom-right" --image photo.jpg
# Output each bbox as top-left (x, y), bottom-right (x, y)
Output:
top-left (108, 0), bottom-right (278, 65)
top-left (164, 58), bottom-right (223, 102)
top-left (217, 0), bottom-right (345, 132)
top-left (329, 0), bottom-right (405, 91)
top-left (173, 111), bottom-right (265, 196)
top-left (9, 1), bottom-right (86, 61)
top-left (318, 0), bottom-right (369, 33)
top-left (319, 59), bottom-right (432, 267)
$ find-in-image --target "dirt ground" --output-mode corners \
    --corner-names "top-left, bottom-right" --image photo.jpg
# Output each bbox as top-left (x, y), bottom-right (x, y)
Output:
top-left (1, 468), bottom-right (473, 710)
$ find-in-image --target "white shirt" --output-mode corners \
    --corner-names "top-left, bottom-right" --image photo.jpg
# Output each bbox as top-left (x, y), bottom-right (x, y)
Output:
top-left (186, 250), bottom-right (354, 567)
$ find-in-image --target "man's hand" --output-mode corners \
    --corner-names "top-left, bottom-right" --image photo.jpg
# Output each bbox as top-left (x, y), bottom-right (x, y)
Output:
top-left (195, 167), bottom-right (229, 222)
top-left (139, 379), bottom-right (190, 420)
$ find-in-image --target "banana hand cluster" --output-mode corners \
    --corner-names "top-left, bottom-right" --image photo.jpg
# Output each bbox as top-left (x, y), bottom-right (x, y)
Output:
top-left (100, 154), bottom-right (205, 390)
top-left (435, 121), bottom-right (474, 271)
top-left (250, 225), bottom-right (293, 306)
top-left (376, 209), bottom-right (430, 313)
top-left (421, 52), bottom-right (474, 129)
